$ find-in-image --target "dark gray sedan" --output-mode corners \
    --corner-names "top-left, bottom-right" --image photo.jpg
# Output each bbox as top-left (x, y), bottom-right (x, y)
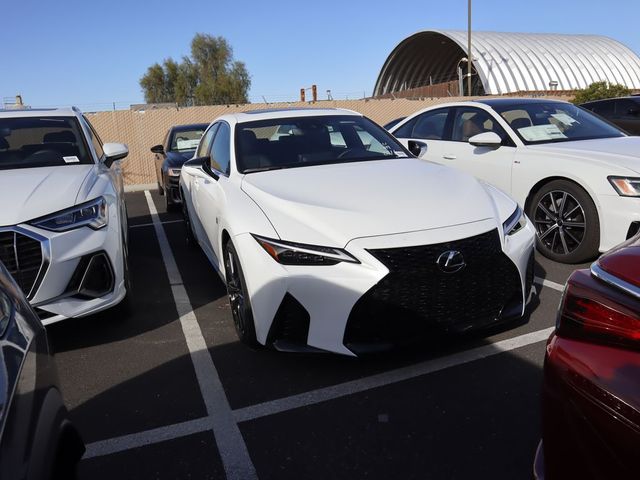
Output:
top-left (0, 261), bottom-right (83, 479)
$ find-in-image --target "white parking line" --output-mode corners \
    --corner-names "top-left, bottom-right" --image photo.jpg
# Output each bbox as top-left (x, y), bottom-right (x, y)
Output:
top-left (534, 276), bottom-right (565, 292)
top-left (129, 219), bottom-right (184, 229)
top-left (142, 191), bottom-right (257, 480)
top-left (83, 325), bottom-right (554, 459)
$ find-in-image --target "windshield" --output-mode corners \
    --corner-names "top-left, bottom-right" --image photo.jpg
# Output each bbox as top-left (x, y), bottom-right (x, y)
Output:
top-left (493, 102), bottom-right (626, 145)
top-left (169, 128), bottom-right (205, 152)
top-left (0, 116), bottom-right (93, 170)
top-left (235, 115), bottom-right (408, 173)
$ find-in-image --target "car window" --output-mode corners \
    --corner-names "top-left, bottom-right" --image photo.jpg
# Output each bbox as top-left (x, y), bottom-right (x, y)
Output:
top-left (235, 115), bottom-right (406, 173)
top-left (395, 109), bottom-right (449, 140)
top-left (209, 122), bottom-right (231, 175)
top-left (82, 115), bottom-right (104, 159)
top-left (584, 100), bottom-right (614, 116)
top-left (615, 99), bottom-right (640, 117)
top-left (0, 116), bottom-right (93, 170)
top-left (451, 107), bottom-right (509, 142)
top-left (196, 124), bottom-right (218, 158)
top-left (169, 128), bottom-right (206, 152)
top-left (494, 102), bottom-right (625, 145)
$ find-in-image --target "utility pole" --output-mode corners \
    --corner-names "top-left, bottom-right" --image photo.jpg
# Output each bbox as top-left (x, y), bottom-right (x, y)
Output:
top-left (467, 0), bottom-right (472, 96)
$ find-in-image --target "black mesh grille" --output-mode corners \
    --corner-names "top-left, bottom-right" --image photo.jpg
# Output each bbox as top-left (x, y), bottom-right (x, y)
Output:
top-left (0, 231), bottom-right (43, 296)
top-left (344, 229), bottom-right (522, 347)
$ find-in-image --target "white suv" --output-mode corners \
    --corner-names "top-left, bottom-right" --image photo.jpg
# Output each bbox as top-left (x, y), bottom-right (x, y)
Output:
top-left (0, 107), bottom-right (130, 323)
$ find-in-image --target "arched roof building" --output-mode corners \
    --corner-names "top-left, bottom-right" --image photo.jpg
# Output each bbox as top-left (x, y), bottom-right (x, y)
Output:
top-left (373, 30), bottom-right (640, 96)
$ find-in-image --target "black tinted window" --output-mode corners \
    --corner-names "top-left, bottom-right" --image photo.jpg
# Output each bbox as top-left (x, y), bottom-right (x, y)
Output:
top-left (0, 116), bottom-right (92, 170)
top-left (393, 117), bottom-right (417, 138)
top-left (584, 100), bottom-right (614, 116)
top-left (413, 111), bottom-right (448, 140)
top-left (210, 122), bottom-right (231, 174)
top-left (615, 99), bottom-right (640, 117)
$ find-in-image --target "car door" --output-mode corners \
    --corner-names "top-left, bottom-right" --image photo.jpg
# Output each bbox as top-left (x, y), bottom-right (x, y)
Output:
top-left (392, 108), bottom-right (451, 162)
top-left (194, 121), bottom-right (231, 264)
top-left (437, 106), bottom-right (516, 195)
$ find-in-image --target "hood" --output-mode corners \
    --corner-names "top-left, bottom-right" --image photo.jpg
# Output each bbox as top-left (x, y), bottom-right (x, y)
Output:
top-left (241, 158), bottom-right (504, 247)
top-left (527, 137), bottom-right (640, 174)
top-left (0, 165), bottom-right (94, 226)
top-left (165, 150), bottom-right (195, 168)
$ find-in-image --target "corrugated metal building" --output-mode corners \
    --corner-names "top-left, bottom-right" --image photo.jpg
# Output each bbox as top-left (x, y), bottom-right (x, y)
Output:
top-left (374, 30), bottom-right (640, 96)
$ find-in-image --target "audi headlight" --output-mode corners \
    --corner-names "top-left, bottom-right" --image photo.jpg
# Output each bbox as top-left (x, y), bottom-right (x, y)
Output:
top-left (503, 205), bottom-right (525, 236)
top-left (253, 235), bottom-right (359, 265)
top-left (31, 197), bottom-right (108, 232)
top-left (168, 168), bottom-right (182, 177)
top-left (608, 176), bottom-right (640, 197)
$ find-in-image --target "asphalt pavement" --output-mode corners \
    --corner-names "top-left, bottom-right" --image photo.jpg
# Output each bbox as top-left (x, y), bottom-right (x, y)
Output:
top-left (46, 190), bottom-right (590, 480)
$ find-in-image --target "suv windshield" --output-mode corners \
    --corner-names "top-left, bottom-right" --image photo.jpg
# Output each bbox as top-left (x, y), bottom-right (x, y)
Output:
top-left (235, 115), bottom-right (408, 173)
top-left (493, 102), bottom-right (625, 145)
top-left (169, 128), bottom-right (205, 152)
top-left (0, 116), bottom-right (92, 170)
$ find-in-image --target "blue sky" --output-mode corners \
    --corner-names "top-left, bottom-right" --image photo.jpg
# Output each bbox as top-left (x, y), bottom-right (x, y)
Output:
top-left (2, 0), bottom-right (639, 110)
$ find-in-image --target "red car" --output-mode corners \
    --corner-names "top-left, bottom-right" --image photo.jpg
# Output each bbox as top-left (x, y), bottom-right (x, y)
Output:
top-left (535, 234), bottom-right (640, 479)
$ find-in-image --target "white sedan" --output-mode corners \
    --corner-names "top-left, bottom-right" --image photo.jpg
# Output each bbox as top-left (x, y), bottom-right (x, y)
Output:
top-left (390, 99), bottom-right (640, 263)
top-left (180, 108), bottom-right (535, 356)
top-left (0, 107), bottom-right (130, 323)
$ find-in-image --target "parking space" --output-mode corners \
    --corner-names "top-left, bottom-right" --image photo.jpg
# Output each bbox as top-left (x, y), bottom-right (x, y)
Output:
top-left (46, 191), bottom-right (585, 480)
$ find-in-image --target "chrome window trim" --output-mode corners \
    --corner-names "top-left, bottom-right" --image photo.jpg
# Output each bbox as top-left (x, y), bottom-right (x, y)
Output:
top-left (0, 226), bottom-right (51, 300)
top-left (590, 263), bottom-right (640, 300)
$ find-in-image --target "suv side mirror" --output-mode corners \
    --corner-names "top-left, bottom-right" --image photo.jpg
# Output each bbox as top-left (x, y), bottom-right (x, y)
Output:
top-left (408, 140), bottom-right (428, 157)
top-left (103, 143), bottom-right (128, 168)
top-left (469, 131), bottom-right (502, 148)
top-left (150, 144), bottom-right (165, 154)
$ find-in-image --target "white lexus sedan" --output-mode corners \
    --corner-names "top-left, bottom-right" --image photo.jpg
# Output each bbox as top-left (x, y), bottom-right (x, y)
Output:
top-left (0, 107), bottom-right (130, 323)
top-left (390, 98), bottom-right (640, 264)
top-left (180, 108), bottom-right (535, 356)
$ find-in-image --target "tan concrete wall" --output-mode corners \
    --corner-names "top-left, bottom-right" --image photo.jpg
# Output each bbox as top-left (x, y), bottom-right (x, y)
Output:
top-left (87, 96), bottom-right (571, 186)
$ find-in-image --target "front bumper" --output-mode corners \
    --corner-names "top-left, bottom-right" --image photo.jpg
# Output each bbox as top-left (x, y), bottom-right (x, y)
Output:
top-left (234, 217), bottom-right (535, 356)
top-left (0, 219), bottom-right (125, 325)
top-left (164, 175), bottom-right (182, 204)
top-left (597, 195), bottom-right (640, 252)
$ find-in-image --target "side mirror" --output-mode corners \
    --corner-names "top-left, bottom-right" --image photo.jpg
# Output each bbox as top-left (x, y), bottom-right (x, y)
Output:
top-left (150, 144), bottom-right (165, 154)
top-left (469, 131), bottom-right (502, 148)
top-left (102, 142), bottom-right (129, 168)
top-left (408, 140), bottom-right (428, 157)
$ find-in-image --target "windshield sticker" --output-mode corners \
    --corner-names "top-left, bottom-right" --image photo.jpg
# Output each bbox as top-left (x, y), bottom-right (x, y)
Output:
top-left (518, 124), bottom-right (567, 142)
top-left (551, 113), bottom-right (577, 126)
top-left (63, 156), bottom-right (80, 163)
top-left (176, 138), bottom-right (200, 150)
top-left (394, 151), bottom-right (408, 158)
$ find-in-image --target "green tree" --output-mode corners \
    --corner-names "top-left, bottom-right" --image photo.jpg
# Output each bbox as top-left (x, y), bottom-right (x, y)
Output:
top-left (140, 34), bottom-right (251, 106)
top-left (572, 81), bottom-right (631, 105)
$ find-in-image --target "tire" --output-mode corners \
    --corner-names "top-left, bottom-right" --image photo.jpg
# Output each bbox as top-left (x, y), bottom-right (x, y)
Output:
top-left (181, 194), bottom-right (198, 249)
top-left (158, 181), bottom-right (164, 196)
top-left (223, 241), bottom-right (259, 348)
top-left (527, 180), bottom-right (599, 263)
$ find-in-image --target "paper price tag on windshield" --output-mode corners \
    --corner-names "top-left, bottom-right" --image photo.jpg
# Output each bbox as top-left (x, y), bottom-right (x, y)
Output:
top-left (176, 139), bottom-right (200, 150)
top-left (63, 156), bottom-right (80, 163)
top-left (518, 124), bottom-right (567, 142)
top-left (551, 113), bottom-right (577, 126)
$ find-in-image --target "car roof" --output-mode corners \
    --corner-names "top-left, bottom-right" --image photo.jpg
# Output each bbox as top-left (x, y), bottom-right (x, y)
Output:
top-left (170, 123), bottom-right (209, 132)
top-left (229, 107), bottom-right (362, 124)
top-left (0, 107), bottom-right (80, 119)
top-left (477, 97), bottom-right (569, 108)
top-left (580, 96), bottom-right (640, 105)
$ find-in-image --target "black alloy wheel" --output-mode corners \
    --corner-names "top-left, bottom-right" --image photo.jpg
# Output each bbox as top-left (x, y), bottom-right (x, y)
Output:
top-left (223, 241), bottom-right (259, 347)
top-left (528, 180), bottom-right (599, 263)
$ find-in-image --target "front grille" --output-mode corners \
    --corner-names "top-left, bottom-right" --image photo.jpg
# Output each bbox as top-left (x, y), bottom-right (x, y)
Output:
top-left (344, 229), bottom-right (522, 348)
top-left (0, 231), bottom-right (44, 297)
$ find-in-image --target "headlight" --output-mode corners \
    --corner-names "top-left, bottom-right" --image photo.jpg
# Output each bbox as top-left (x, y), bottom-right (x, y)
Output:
top-left (252, 235), bottom-right (359, 265)
top-left (31, 197), bottom-right (108, 232)
top-left (503, 205), bottom-right (525, 236)
top-left (608, 176), bottom-right (640, 197)
top-left (168, 168), bottom-right (182, 177)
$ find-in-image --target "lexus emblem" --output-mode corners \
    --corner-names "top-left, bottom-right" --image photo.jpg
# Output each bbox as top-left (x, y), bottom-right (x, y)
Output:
top-left (436, 250), bottom-right (466, 273)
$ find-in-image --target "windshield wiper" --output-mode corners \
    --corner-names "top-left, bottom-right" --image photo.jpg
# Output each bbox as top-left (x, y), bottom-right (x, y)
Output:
top-left (242, 165), bottom-right (288, 174)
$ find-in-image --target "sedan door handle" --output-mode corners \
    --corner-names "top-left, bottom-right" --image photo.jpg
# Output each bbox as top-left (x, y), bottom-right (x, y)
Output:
top-left (443, 154), bottom-right (457, 160)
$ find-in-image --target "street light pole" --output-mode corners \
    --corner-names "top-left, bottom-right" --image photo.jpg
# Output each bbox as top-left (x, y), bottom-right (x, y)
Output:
top-left (467, 0), bottom-right (472, 96)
